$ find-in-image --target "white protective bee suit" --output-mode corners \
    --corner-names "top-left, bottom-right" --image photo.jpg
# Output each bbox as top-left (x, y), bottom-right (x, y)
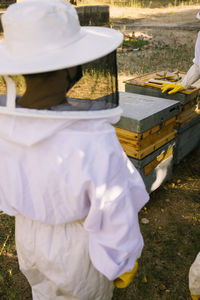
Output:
top-left (162, 12), bottom-right (200, 103)
top-left (181, 30), bottom-right (200, 90)
top-left (187, 14), bottom-right (200, 300)
top-left (175, 12), bottom-right (200, 90)
top-left (0, 1), bottom-right (149, 299)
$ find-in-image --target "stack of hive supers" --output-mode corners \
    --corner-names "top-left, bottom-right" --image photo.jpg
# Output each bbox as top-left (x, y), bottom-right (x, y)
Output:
top-left (115, 92), bottom-right (180, 193)
top-left (124, 71), bottom-right (200, 165)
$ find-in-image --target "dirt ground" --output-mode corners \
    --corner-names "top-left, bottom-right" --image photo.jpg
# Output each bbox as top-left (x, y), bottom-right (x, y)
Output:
top-left (113, 147), bottom-right (200, 300)
top-left (112, 5), bottom-right (200, 300)
top-left (0, 5), bottom-right (200, 300)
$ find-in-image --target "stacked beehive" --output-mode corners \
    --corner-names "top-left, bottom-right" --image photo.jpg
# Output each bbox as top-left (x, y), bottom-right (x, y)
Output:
top-left (124, 71), bottom-right (200, 165)
top-left (115, 92), bottom-right (180, 193)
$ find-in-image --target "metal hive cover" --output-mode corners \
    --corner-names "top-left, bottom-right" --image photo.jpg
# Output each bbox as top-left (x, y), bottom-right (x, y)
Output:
top-left (116, 92), bottom-right (180, 132)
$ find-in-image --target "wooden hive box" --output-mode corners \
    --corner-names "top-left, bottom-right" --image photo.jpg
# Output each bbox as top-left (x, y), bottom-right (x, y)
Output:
top-left (125, 71), bottom-right (199, 105)
top-left (175, 98), bottom-right (199, 127)
top-left (115, 92), bottom-right (180, 160)
top-left (174, 115), bottom-right (200, 164)
top-left (124, 73), bottom-right (200, 164)
top-left (129, 140), bottom-right (176, 193)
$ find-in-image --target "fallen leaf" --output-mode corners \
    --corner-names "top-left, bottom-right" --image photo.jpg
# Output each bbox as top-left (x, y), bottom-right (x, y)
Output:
top-left (143, 275), bottom-right (148, 283)
top-left (159, 284), bottom-right (166, 291)
top-left (141, 218), bottom-right (149, 224)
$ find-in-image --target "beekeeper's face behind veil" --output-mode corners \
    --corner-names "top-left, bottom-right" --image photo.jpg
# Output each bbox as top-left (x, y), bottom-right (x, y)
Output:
top-left (0, 0), bottom-right (123, 118)
top-left (17, 66), bottom-right (83, 109)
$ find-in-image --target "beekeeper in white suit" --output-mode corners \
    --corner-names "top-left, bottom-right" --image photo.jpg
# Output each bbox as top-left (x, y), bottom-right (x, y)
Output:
top-left (161, 12), bottom-right (200, 114)
top-left (161, 12), bottom-right (200, 300)
top-left (0, 0), bottom-right (149, 299)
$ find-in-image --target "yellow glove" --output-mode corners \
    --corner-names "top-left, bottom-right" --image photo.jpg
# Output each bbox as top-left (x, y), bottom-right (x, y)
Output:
top-left (114, 260), bottom-right (138, 288)
top-left (161, 83), bottom-right (184, 94)
top-left (191, 294), bottom-right (200, 300)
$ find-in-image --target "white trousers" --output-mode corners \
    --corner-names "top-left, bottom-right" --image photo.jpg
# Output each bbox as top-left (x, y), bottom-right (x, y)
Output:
top-left (15, 215), bottom-right (114, 300)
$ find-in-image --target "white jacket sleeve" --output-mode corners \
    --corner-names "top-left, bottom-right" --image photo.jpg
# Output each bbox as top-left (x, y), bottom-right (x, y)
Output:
top-left (193, 31), bottom-right (200, 67)
top-left (189, 252), bottom-right (200, 295)
top-left (182, 31), bottom-right (200, 89)
top-left (181, 63), bottom-right (200, 89)
top-left (84, 147), bottom-right (149, 280)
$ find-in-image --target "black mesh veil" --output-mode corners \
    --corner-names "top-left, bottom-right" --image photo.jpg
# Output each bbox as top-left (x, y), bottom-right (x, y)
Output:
top-left (9, 50), bottom-right (119, 111)
top-left (64, 50), bottom-right (119, 111)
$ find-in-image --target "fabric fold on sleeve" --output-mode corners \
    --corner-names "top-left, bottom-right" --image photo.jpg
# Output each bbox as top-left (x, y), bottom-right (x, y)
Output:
top-left (181, 31), bottom-right (200, 89)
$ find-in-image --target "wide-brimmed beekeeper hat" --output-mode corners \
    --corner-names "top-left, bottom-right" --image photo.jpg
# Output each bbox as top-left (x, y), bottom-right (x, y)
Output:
top-left (0, 0), bottom-right (123, 75)
top-left (0, 0), bottom-right (123, 119)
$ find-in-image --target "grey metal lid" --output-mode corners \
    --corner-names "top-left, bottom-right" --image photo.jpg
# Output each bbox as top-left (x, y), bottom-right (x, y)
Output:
top-left (116, 92), bottom-right (180, 132)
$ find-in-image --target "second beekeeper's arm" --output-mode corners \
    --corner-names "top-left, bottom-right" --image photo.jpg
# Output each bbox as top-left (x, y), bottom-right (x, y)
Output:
top-left (162, 31), bottom-right (200, 94)
top-left (161, 63), bottom-right (200, 94)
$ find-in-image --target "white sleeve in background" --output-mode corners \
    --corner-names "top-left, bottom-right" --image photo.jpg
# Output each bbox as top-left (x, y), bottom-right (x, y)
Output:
top-left (181, 63), bottom-right (200, 89)
top-left (182, 31), bottom-right (200, 89)
top-left (193, 31), bottom-right (200, 67)
top-left (84, 148), bottom-right (149, 281)
top-left (189, 252), bottom-right (200, 295)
